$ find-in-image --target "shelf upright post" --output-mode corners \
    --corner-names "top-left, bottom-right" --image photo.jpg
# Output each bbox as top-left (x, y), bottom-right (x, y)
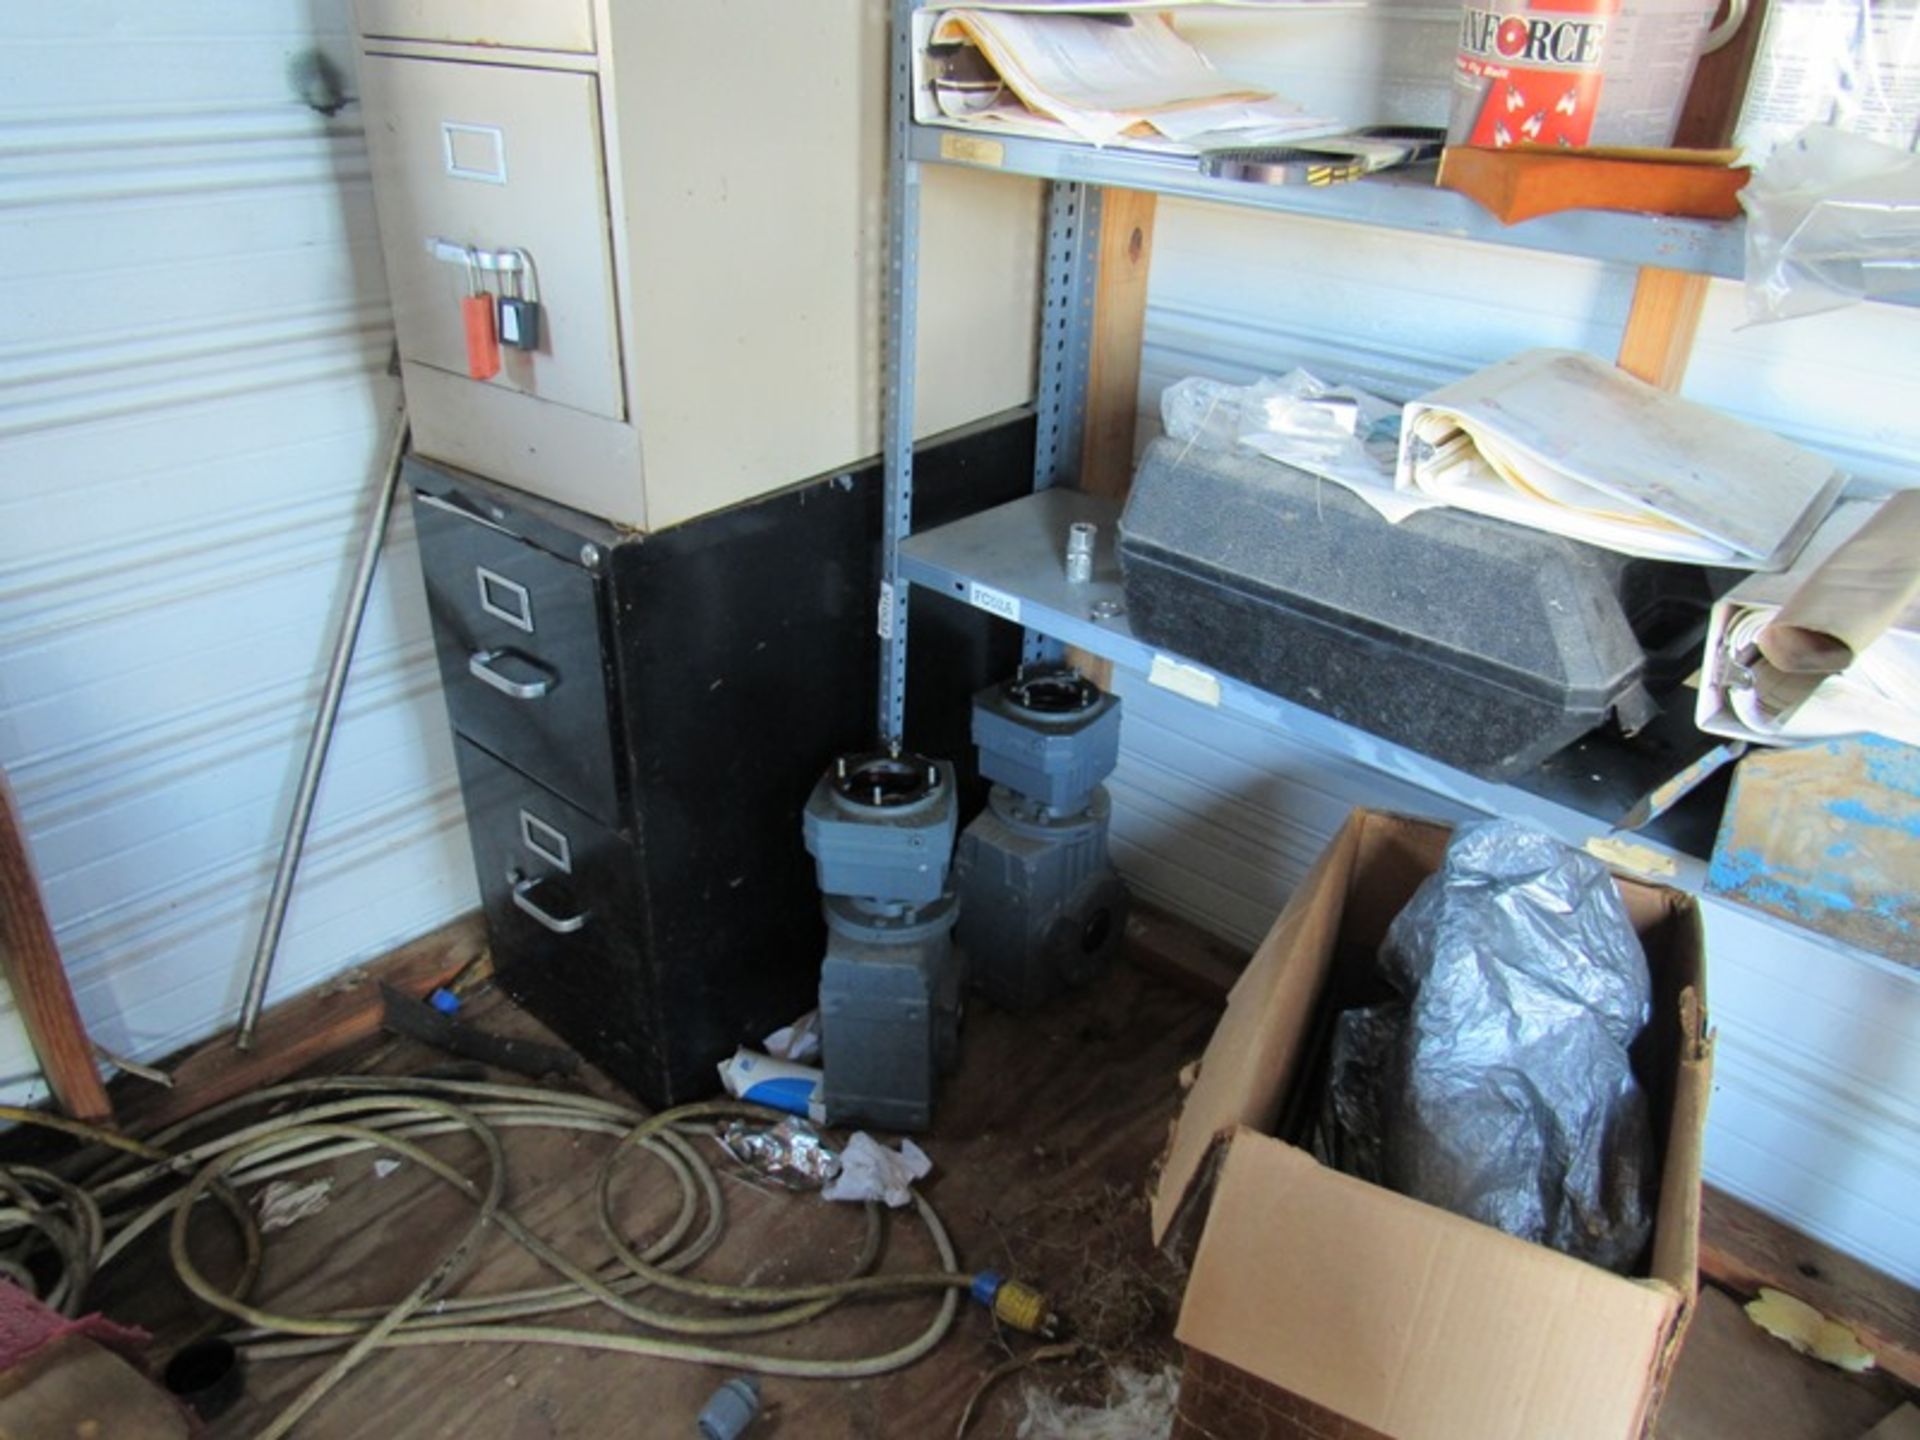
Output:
top-left (878, 0), bottom-right (923, 744)
top-left (1032, 181), bottom-right (1103, 494)
top-left (1022, 180), bottom-right (1105, 667)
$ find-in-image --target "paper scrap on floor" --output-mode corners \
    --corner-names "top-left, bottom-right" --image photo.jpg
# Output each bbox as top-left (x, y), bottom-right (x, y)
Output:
top-left (919, 8), bottom-right (1337, 150)
top-left (1697, 493), bottom-right (1920, 747)
top-left (1397, 349), bottom-right (1844, 567)
top-left (822, 1133), bottom-right (931, 1208)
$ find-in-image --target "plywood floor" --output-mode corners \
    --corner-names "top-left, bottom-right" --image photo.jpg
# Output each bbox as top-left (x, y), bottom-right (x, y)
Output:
top-left (89, 963), bottom-right (1914, 1439)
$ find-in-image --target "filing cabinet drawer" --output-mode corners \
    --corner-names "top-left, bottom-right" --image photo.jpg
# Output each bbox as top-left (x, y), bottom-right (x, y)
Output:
top-left (355, 0), bottom-right (594, 56)
top-left (455, 736), bottom-right (727, 1106)
top-left (414, 491), bottom-right (622, 826)
top-left (359, 54), bottom-right (624, 420)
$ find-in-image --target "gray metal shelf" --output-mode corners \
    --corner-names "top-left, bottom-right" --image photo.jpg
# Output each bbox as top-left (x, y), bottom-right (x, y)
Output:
top-left (878, 0), bottom-right (1719, 891)
top-left (899, 488), bottom-right (1708, 887)
top-left (911, 123), bottom-right (1748, 280)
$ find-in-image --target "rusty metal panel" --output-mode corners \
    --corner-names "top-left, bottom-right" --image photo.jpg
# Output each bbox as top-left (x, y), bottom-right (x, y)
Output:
top-left (1706, 737), bottom-right (1920, 966)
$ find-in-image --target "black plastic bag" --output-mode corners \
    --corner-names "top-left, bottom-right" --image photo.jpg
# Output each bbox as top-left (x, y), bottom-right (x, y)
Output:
top-left (1314, 820), bottom-right (1656, 1273)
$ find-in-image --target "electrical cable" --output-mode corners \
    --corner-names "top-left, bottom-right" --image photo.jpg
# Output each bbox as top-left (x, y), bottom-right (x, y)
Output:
top-left (0, 1076), bottom-right (1050, 1437)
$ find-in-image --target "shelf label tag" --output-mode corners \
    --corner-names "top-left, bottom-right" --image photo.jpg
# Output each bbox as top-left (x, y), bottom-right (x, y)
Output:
top-left (1148, 654), bottom-right (1221, 707)
top-left (877, 580), bottom-right (895, 640)
top-left (967, 582), bottom-right (1021, 624)
top-left (940, 133), bottom-right (1005, 168)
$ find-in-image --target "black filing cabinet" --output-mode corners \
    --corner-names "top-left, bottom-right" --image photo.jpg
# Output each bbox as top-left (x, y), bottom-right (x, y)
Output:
top-left (408, 418), bottom-right (1034, 1108)
top-left (411, 456), bottom-right (874, 1106)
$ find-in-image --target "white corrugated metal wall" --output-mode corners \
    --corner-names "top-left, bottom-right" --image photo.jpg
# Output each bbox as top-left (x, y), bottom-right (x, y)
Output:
top-left (1114, 188), bottom-right (1920, 1284)
top-left (0, 1), bottom-right (475, 1104)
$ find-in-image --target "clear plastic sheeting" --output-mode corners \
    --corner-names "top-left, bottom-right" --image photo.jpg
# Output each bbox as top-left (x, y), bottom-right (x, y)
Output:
top-left (1741, 125), bottom-right (1920, 324)
top-left (1314, 820), bottom-right (1657, 1273)
top-left (1160, 369), bottom-right (1431, 521)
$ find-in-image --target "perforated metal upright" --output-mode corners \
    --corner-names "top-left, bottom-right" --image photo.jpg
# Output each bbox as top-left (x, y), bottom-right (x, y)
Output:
top-left (878, 0), bottom-right (1096, 741)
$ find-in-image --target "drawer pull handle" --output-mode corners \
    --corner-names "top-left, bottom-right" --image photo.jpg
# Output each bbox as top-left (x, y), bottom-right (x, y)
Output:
top-left (510, 872), bottom-right (588, 934)
top-left (469, 649), bottom-right (551, 700)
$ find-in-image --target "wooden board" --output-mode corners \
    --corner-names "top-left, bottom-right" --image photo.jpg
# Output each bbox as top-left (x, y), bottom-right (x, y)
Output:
top-left (113, 911), bottom-right (486, 1135)
top-left (1700, 1186), bottom-right (1920, 1390)
top-left (1619, 266), bottom-right (1713, 392)
top-left (1437, 147), bottom-right (1747, 226)
top-left (1675, 0), bottom-right (1771, 150)
top-left (0, 768), bottom-right (111, 1122)
top-left (1655, 1287), bottom-right (1911, 1440)
top-left (1068, 186), bottom-right (1157, 693)
top-left (1078, 188), bottom-right (1157, 502)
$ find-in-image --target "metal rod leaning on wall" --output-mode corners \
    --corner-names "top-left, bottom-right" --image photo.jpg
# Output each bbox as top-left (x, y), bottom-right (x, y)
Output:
top-left (235, 407), bottom-right (410, 1051)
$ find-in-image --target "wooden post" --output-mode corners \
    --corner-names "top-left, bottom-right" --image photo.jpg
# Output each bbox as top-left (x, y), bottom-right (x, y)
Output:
top-left (1617, 265), bottom-right (1711, 392)
top-left (1070, 188), bottom-right (1158, 690)
top-left (0, 769), bottom-right (111, 1122)
top-left (1078, 188), bottom-right (1158, 499)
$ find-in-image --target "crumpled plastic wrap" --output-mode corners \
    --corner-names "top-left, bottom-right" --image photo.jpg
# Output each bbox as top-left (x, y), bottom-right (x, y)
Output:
top-left (1160, 369), bottom-right (1430, 521)
top-left (1314, 820), bottom-right (1656, 1273)
top-left (1741, 126), bottom-right (1920, 325)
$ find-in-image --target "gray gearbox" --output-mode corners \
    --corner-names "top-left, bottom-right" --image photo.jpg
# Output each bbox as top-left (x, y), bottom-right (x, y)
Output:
top-left (956, 666), bottom-right (1129, 1010)
top-left (817, 893), bottom-right (963, 1132)
top-left (802, 748), bottom-right (964, 1132)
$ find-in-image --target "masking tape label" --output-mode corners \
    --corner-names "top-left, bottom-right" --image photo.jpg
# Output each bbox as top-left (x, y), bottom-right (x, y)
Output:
top-left (967, 582), bottom-right (1021, 623)
top-left (1583, 835), bottom-right (1679, 879)
top-left (940, 133), bottom-right (1005, 168)
top-left (1148, 654), bottom-right (1222, 706)
top-left (877, 580), bottom-right (895, 640)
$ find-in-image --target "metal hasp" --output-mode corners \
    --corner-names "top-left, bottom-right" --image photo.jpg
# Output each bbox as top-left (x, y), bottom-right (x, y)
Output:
top-left (235, 408), bottom-right (409, 1050)
top-left (955, 664), bottom-right (1130, 1010)
top-left (803, 749), bottom-right (964, 1130)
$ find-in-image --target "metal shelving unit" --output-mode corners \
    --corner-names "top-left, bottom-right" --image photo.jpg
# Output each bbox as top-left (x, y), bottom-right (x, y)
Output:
top-left (876, 0), bottom-right (1753, 879)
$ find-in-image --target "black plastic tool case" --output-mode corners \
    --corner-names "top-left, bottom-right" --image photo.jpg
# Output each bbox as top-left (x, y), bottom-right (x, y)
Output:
top-left (1118, 438), bottom-right (1681, 778)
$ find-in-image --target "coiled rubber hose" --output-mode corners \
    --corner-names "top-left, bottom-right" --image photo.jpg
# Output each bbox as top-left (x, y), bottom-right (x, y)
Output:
top-left (0, 1076), bottom-right (971, 1438)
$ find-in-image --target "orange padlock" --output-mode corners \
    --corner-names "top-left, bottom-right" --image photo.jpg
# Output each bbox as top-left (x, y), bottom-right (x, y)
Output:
top-left (461, 251), bottom-right (500, 380)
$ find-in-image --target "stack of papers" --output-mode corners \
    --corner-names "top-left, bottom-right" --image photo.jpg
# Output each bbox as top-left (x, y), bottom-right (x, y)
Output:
top-left (918, 7), bottom-right (1339, 151)
top-left (1697, 493), bottom-right (1920, 747)
top-left (1396, 350), bottom-right (1843, 569)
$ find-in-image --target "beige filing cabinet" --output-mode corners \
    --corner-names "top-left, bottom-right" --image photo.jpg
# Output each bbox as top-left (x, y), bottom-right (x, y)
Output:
top-left (353, 0), bottom-right (1043, 531)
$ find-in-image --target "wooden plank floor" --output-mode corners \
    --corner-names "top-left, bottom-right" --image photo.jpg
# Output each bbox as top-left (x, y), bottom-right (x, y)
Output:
top-left (88, 961), bottom-right (1915, 1439)
top-left (94, 965), bottom-right (1210, 1438)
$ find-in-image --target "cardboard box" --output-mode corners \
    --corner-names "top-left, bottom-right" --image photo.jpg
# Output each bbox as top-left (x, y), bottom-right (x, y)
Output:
top-left (1153, 811), bottom-right (1712, 1440)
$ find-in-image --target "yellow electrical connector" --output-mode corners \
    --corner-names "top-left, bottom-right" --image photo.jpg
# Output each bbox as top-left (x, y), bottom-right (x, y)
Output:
top-left (971, 1272), bottom-right (1061, 1338)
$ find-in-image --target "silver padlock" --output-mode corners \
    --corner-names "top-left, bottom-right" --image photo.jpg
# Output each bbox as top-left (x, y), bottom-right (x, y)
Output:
top-left (498, 249), bottom-right (542, 351)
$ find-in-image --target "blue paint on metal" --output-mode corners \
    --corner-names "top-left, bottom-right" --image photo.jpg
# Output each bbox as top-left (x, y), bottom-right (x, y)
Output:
top-left (1708, 845), bottom-right (1861, 918)
top-left (1861, 735), bottom-right (1920, 794)
top-left (1707, 735), bottom-right (1919, 963)
top-left (1827, 796), bottom-right (1920, 840)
